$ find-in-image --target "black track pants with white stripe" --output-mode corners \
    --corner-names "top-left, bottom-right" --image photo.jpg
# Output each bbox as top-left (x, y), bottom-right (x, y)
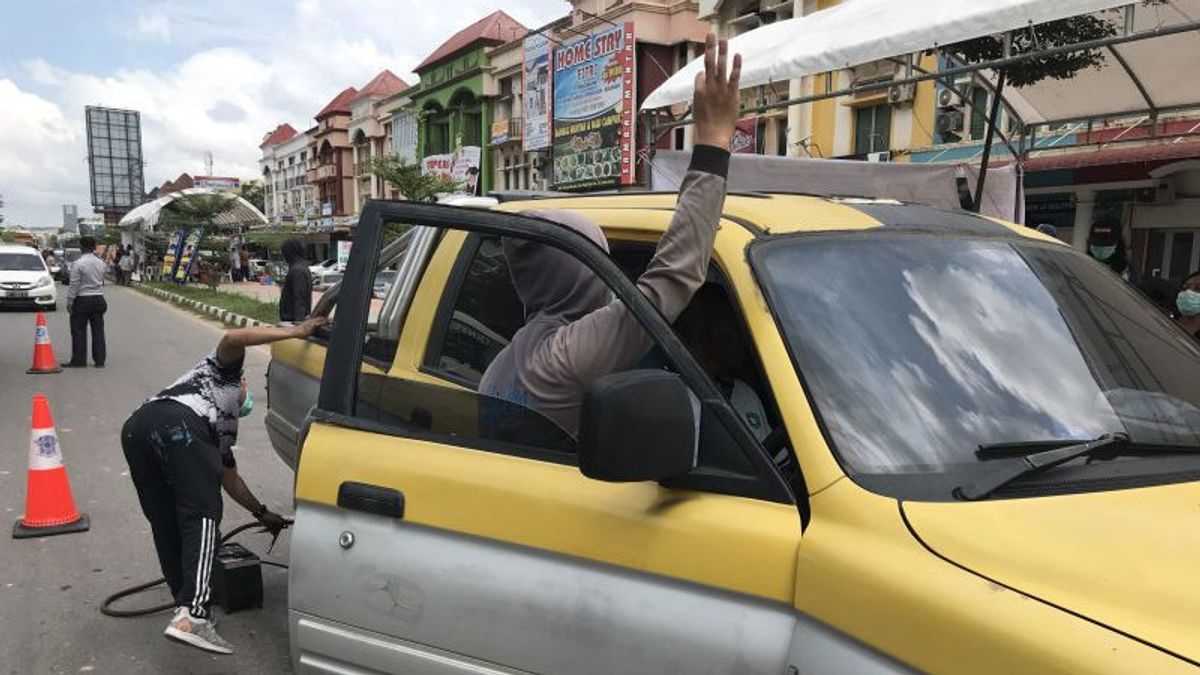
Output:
top-left (122, 400), bottom-right (225, 619)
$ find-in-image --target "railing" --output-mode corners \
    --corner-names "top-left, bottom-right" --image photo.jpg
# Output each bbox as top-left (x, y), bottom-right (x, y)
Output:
top-left (308, 165), bottom-right (338, 182)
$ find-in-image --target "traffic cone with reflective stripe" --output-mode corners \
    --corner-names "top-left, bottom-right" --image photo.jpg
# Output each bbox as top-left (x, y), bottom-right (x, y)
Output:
top-left (13, 394), bottom-right (89, 539)
top-left (27, 312), bottom-right (62, 374)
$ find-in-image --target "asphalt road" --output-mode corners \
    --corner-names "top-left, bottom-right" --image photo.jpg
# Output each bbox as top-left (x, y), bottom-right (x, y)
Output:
top-left (0, 285), bottom-right (295, 674)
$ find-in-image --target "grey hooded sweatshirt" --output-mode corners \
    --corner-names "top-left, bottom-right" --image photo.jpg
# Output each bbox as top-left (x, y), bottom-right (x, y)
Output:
top-left (478, 146), bottom-right (730, 436)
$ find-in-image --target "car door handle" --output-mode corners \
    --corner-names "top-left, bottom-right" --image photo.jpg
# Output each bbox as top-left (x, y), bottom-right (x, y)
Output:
top-left (337, 481), bottom-right (405, 519)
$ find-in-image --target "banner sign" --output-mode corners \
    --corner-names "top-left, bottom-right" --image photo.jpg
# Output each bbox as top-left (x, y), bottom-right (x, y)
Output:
top-left (491, 120), bottom-right (510, 146)
top-left (174, 228), bottom-right (204, 284)
top-left (552, 22), bottom-right (635, 191)
top-left (731, 118), bottom-right (758, 154)
top-left (337, 240), bottom-right (352, 272)
top-left (193, 176), bottom-right (241, 191)
top-left (161, 230), bottom-right (186, 279)
top-left (422, 146), bottom-right (482, 195)
top-left (522, 32), bottom-right (553, 152)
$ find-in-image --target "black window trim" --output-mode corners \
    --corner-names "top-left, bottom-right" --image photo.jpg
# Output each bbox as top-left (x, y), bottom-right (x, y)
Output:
top-left (323, 200), bottom-right (795, 507)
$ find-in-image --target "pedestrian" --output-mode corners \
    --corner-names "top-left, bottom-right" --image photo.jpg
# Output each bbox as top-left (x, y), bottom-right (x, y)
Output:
top-left (1087, 220), bottom-right (1132, 280)
top-left (229, 245), bottom-right (241, 282)
top-left (120, 315), bottom-right (327, 654)
top-left (1176, 271), bottom-right (1200, 340)
top-left (113, 245), bottom-right (125, 285)
top-left (62, 235), bottom-right (108, 368)
top-left (119, 245), bottom-right (134, 285)
top-left (239, 246), bottom-right (251, 282)
top-left (478, 33), bottom-right (741, 436)
top-left (279, 238), bottom-right (312, 322)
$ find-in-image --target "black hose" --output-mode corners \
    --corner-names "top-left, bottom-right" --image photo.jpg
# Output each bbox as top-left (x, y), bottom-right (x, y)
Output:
top-left (100, 521), bottom-right (289, 618)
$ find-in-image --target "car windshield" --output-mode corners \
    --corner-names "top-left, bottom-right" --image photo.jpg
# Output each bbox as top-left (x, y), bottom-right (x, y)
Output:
top-left (0, 253), bottom-right (46, 271)
top-left (752, 233), bottom-right (1200, 495)
top-left (63, 250), bottom-right (81, 262)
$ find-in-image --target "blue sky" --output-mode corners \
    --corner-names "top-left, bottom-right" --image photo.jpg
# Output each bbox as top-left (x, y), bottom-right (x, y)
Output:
top-left (0, 1), bottom-right (567, 226)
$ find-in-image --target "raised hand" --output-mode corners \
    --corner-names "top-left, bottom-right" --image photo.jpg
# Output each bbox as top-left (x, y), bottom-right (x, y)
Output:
top-left (692, 33), bottom-right (743, 150)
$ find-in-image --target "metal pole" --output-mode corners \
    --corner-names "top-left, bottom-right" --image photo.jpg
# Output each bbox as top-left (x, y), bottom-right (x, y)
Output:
top-left (973, 71), bottom-right (1006, 213)
top-left (650, 18), bottom-right (1200, 134)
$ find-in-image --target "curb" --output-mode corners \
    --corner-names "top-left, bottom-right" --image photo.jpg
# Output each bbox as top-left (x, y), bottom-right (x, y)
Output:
top-left (133, 282), bottom-right (267, 328)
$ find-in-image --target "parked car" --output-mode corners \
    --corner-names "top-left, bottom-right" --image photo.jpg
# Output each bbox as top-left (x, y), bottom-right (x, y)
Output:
top-left (309, 258), bottom-right (337, 278)
top-left (268, 194), bottom-right (1200, 674)
top-left (0, 244), bottom-right (56, 311)
top-left (247, 258), bottom-right (270, 280)
top-left (56, 248), bottom-right (81, 284)
top-left (372, 269), bottom-right (397, 299)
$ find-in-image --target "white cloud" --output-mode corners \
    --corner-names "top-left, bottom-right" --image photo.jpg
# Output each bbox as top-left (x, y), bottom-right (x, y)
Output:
top-left (134, 11), bottom-right (172, 43)
top-left (1, 0), bottom-right (568, 226)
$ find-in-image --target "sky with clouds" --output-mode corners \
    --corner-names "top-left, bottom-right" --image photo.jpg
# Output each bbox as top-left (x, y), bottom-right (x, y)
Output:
top-left (0, 0), bottom-right (567, 227)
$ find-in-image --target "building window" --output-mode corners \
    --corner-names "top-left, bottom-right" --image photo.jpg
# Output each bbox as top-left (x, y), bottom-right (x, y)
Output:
top-left (854, 104), bottom-right (891, 155)
top-left (970, 87), bottom-right (990, 140)
top-left (462, 110), bottom-right (483, 147)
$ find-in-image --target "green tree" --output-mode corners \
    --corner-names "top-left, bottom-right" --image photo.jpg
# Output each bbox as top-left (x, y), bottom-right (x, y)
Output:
top-left (944, 1), bottom-right (1169, 88)
top-left (369, 155), bottom-right (460, 203)
top-left (160, 193), bottom-right (240, 236)
top-left (237, 179), bottom-right (266, 213)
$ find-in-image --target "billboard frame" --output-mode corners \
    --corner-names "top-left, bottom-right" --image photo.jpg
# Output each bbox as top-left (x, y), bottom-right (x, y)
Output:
top-left (85, 106), bottom-right (146, 215)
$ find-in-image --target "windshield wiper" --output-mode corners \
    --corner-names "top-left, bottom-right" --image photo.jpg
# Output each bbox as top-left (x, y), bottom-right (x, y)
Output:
top-left (953, 433), bottom-right (1129, 501)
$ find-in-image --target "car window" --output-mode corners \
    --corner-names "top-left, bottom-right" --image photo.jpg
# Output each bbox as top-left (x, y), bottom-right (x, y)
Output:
top-left (0, 253), bottom-right (46, 271)
top-left (425, 235), bottom-right (525, 386)
top-left (411, 230), bottom-right (784, 499)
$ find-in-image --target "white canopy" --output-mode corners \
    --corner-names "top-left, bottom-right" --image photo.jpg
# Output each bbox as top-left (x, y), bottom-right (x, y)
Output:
top-left (642, 0), bottom-right (1200, 127)
top-left (118, 188), bottom-right (267, 232)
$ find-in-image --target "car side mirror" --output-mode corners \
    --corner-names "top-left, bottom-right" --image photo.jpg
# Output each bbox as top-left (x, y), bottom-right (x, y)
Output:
top-left (578, 370), bottom-right (697, 482)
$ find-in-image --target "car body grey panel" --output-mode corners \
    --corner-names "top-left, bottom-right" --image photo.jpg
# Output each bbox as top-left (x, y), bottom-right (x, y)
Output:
top-left (266, 359), bottom-right (321, 469)
top-left (290, 501), bottom-right (797, 674)
top-left (786, 613), bottom-right (916, 674)
top-left (292, 613), bottom-right (532, 675)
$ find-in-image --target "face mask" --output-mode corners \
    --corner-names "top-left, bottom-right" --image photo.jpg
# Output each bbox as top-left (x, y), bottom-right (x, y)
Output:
top-left (238, 390), bottom-right (254, 418)
top-left (1178, 290), bottom-right (1200, 317)
top-left (1090, 245), bottom-right (1116, 261)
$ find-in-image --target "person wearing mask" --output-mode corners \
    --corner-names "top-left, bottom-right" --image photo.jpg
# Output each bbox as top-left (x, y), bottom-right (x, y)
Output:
top-left (478, 34), bottom-right (741, 436)
top-left (279, 238), bottom-right (312, 323)
top-left (63, 235), bottom-right (109, 368)
top-left (1087, 221), bottom-right (1132, 280)
top-left (1176, 271), bottom-right (1200, 340)
top-left (120, 316), bottom-right (327, 654)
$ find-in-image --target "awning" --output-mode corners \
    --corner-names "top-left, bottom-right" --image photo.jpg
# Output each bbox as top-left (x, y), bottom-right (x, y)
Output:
top-left (118, 188), bottom-right (267, 232)
top-left (1020, 138), bottom-right (1200, 172)
top-left (642, 0), bottom-right (1200, 130)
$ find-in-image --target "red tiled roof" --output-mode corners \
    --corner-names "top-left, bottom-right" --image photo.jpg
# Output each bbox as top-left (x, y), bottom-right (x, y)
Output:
top-left (316, 87), bottom-right (359, 119)
top-left (259, 123), bottom-right (298, 148)
top-left (416, 10), bottom-right (526, 71)
top-left (1022, 140), bottom-right (1200, 173)
top-left (356, 70), bottom-right (408, 101)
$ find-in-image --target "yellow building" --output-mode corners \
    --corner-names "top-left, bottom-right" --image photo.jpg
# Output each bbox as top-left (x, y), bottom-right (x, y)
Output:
top-left (702, 0), bottom-right (935, 162)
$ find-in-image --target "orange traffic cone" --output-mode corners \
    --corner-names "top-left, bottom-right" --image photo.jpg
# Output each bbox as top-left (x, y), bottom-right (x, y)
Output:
top-left (13, 394), bottom-right (89, 539)
top-left (27, 312), bottom-right (62, 374)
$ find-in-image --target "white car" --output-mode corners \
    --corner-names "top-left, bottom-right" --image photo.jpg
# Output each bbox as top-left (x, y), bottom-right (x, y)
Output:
top-left (0, 245), bottom-right (57, 311)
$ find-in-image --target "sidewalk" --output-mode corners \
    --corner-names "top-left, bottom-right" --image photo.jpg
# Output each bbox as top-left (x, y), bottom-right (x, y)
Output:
top-left (219, 280), bottom-right (325, 306)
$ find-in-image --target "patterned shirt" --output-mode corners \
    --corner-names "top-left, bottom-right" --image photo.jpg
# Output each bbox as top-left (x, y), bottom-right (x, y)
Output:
top-left (151, 350), bottom-right (243, 466)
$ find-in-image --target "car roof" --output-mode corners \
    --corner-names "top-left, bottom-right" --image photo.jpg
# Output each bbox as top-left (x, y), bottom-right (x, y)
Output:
top-left (0, 245), bottom-right (42, 254)
top-left (494, 192), bottom-right (1046, 241)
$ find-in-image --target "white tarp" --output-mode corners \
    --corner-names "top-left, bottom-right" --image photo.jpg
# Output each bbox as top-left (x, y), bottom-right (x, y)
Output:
top-left (647, 151), bottom-right (1024, 223)
top-left (118, 188), bottom-right (267, 232)
top-left (642, 0), bottom-right (1156, 110)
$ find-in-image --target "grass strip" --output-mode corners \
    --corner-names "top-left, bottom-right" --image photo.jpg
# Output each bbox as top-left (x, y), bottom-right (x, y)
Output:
top-left (140, 281), bottom-right (279, 325)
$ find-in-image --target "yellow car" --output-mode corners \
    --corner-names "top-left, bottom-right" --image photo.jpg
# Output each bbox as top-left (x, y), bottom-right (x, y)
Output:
top-left (269, 193), bottom-right (1200, 674)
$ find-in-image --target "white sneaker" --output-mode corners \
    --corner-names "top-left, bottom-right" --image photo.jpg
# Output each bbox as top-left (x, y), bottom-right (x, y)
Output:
top-left (164, 607), bottom-right (234, 655)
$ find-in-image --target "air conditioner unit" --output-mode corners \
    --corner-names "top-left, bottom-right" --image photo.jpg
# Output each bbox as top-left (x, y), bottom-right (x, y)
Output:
top-left (1136, 181), bottom-right (1176, 205)
top-left (867, 151), bottom-right (892, 162)
top-left (937, 87), bottom-right (965, 109)
top-left (888, 84), bottom-right (915, 105)
top-left (936, 110), bottom-right (965, 137)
